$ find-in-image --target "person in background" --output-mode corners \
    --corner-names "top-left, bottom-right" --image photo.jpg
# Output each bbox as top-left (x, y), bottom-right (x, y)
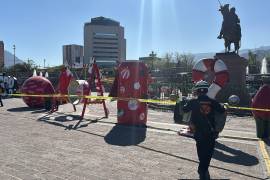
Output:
top-left (0, 84), bottom-right (4, 107)
top-left (4, 82), bottom-right (9, 95)
top-left (183, 80), bottom-right (226, 180)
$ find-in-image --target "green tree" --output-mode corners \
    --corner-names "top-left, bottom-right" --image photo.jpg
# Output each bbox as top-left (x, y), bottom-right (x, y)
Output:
top-left (248, 51), bottom-right (260, 74)
top-left (3, 59), bottom-right (38, 75)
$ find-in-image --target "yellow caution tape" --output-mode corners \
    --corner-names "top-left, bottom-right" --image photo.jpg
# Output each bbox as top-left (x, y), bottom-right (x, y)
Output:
top-left (8, 93), bottom-right (270, 111)
top-left (227, 105), bottom-right (270, 112)
top-left (9, 93), bottom-right (176, 105)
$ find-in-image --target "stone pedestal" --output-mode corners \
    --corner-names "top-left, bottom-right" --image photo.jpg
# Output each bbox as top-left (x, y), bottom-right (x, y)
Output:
top-left (214, 52), bottom-right (251, 106)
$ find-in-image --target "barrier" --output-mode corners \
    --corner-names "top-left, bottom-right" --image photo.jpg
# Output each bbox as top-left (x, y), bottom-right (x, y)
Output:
top-left (68, 79), bottom-right (89, 105)
top-left (9, 93), bottom-right (270, 112)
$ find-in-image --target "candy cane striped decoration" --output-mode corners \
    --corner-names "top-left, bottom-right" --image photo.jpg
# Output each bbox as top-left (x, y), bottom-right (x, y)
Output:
top-left (192, 58), bottom-right (229, 99)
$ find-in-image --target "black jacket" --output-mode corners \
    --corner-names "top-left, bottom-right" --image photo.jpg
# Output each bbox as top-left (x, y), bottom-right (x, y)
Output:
top-left (183, 95), bottom-right (225, 138)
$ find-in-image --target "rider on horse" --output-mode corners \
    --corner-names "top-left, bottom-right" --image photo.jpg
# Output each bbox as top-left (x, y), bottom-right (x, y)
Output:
top-left (218, 4), bottom-right (242, 53)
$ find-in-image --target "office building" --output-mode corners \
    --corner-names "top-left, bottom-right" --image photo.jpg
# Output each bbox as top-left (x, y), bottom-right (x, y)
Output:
top-left (0, 41), bottom-right (4, 69)
top-left (63, 44), bottom-right (84, 68)
top-left (84, 16), bottom-right (126, 67)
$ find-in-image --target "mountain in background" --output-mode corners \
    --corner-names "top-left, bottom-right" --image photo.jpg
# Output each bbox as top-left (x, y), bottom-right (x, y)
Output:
top-left (3, 45), bottom-right (270, 67)
top-left (4, 50), bottom-right (24, 67)
top-left (194, 46), bottom-right (270, 62)
top-left (239, 46), bottom-right (270, 61)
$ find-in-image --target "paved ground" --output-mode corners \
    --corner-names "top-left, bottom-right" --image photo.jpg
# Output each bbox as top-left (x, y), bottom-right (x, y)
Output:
top-left (0, 98), bottom-right (268, 179)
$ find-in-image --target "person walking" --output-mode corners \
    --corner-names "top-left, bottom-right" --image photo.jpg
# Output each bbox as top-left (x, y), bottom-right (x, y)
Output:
top-left (183, 80), bottom-right (226, 180)
top-left (0, 85), bottom-right (4, 107)
top-left (4, 82), bottom-right (9, 95)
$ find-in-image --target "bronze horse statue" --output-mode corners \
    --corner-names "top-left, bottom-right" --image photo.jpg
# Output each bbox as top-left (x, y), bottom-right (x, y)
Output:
top-left (223, 23), bottom-right (241, 54)
top-left (218, 5), bottom-right (242, 54)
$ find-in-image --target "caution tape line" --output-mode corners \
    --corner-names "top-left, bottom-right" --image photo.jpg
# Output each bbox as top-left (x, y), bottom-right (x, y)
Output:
top-left (7, 93), bottom-right (270, 111)
top-left (9, 93), bottom-right (176, 105)
top-left (227, 106), bottom-right (270, 112)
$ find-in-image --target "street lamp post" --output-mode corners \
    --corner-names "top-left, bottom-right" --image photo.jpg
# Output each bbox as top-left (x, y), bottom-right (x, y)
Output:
top-left (149, 51), bottom-right (156, 71)
top-left (13, 45), bottom-right (16, 76)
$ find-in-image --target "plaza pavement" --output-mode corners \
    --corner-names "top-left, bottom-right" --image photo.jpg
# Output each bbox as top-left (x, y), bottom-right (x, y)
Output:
top-left (0, 98), bottom-right (268, 179)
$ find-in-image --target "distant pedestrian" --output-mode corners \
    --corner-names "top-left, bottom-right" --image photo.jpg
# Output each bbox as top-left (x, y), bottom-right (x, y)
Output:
top-left (183, 80), bottom-right (226, 180)
top-left (4, 82), bottom-right (9, 95)
top-left (0, 85), bottom-right (4, 107)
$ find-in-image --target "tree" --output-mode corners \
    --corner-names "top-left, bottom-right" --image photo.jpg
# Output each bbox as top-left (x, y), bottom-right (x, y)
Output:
top-left (178, 53), bottom-right (195, 72)
top-left (248, 51), bottom-right (260, 74)
top-left (163, 52), bottom-right (174, 69)
top-left (5, 61), bottom-right (34, 73)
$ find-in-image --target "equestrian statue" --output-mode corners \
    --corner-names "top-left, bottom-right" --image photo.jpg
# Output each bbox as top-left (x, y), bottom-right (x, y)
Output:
top-left (217, 4), bottom-right (242, 54)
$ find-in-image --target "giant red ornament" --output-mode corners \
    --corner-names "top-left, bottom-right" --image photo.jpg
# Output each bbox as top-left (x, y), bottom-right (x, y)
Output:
top-left (116, 61), bottom-right (149, 125)
top-left (252, 84), bottom-right (270, 119)
top-left (21, 76), bottom-right (55, 108)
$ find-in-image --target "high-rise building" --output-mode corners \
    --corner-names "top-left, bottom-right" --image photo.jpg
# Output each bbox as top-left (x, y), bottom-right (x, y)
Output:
top-left (63, 44), bottom-right (84, 68)
top-left (84, 16), bottom-right (126, 67)
top-left (0, 41), bottom-right (4, 69)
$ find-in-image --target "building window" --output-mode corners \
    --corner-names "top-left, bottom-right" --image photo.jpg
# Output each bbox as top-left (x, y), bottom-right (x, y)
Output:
top-left (94, 32), bottom-right (117, 37)
top-left (93, 46), bottom-right (118, 49)
top-left (93, 42), bottom-right (118, 45)
top-left (93, 37), bottom-right (118, 40)
top-left (75, 57), bottom-right (81, 63)
top-left (93, 51), bottom-right (118, 54)
top-left (94, 55), bottom-right (118, 58)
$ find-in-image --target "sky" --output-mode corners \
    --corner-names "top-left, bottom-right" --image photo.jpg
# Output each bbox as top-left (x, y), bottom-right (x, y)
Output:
top-left (1, 0), bottom-right (270, 67)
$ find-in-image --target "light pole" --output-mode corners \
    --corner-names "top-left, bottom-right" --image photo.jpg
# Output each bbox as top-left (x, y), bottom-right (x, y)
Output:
top-left (149, 51), bottom-right (156, 71)
top-left (13, 45), bottom-right (16, 76)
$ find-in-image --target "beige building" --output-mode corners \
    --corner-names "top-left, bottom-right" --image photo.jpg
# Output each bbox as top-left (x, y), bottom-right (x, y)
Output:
top-left (84, 16), bottom-right (126, 67)
top-left (0, 41), bottom-right (4, 69)
top-left (139, 51), bottom-right (161, 70)
top-left (63, 44), bottom-right (84, 68)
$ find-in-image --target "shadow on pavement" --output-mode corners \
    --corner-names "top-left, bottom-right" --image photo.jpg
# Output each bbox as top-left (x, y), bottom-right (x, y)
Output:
top-left (104, 124), bottom-right (146, 146)
top-left (37, 113), bottom-right (106, 130)
top-left (35, 114), bottom-right (264, 179)
top-left (213, 141), bottom-right (259, 166)
top-left (7, 106), bottom-right (47, 113)
top-left (137, 144), bottom-right (263, 179)
top-left (37, 114), bottom-right (74, 130)
top-left (54, 115), bottom-right (81, 122)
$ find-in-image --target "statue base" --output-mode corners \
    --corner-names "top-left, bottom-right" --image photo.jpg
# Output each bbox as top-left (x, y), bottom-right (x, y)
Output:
top-left (214, 52), bottom-right (250, 106)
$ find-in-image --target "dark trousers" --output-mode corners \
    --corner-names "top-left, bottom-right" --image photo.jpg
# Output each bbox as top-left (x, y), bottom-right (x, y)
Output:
top-left (255, 117), bottom-right (270, 138)
top-left (0, 96), bottom-right (3, 107)
top-left (195, 134), bottom-right (216, 178)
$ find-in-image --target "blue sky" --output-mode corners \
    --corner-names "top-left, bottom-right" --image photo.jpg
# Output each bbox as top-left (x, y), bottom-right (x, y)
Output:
top-left (1, 0), bottom-right (270, 66)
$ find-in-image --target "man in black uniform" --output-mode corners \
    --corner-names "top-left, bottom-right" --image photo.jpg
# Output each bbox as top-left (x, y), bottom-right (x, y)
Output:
top-left (183, 80), bottom-right (225, 180)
